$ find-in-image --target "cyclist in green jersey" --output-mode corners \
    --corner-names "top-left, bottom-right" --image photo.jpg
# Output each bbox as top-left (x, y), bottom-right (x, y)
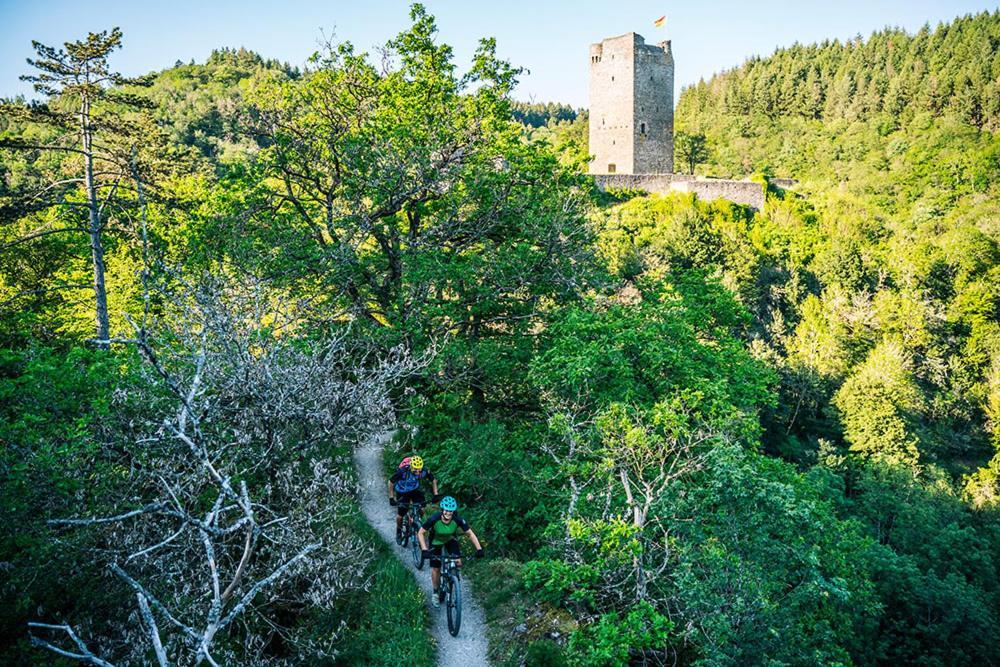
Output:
top-left (418, 496), bottom-right (484, 607)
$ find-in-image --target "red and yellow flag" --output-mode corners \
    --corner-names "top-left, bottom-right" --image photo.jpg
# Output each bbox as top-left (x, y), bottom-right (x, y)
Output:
top-left (653, 15), bottom-right (666, 28)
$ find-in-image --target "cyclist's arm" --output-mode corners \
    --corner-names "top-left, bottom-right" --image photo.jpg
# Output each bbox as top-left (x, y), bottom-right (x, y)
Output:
top-left (464, 528), bottom-right (483, 551)
top-left (419, 513), bottom-right (440, 551)
top-left (454, 516), bottom-right (483, 550)
top-left (423, 470), bottom-right (438, 496)
top-left (387, 469), bottom-right (405, 501)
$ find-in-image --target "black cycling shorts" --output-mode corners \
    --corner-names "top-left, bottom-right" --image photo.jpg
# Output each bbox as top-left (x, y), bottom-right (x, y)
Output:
top-left (396, 489), bottom-right (425, 517)
top-left (429, 538), bottom-right (460, 568)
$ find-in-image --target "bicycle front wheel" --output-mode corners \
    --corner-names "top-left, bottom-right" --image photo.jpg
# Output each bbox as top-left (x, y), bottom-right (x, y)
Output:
top-left (411, 534), bottom-right (424, 569)
top-left (446, 574), bottom-right (462, 636)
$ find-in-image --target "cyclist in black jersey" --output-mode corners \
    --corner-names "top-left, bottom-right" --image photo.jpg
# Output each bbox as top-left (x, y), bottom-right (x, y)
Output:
top-left (418, 495), bottom-right (483, 607)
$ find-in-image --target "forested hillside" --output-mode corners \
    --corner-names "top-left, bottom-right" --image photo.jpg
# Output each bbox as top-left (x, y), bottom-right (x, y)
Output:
top-left (674, 11), bottom-right (1000, 478)
top-left (1, 5), bottom-right (998, 666)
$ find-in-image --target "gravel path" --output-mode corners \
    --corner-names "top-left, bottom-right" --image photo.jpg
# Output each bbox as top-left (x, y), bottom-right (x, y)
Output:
top-left (354, 433), bottom-right (490, 667)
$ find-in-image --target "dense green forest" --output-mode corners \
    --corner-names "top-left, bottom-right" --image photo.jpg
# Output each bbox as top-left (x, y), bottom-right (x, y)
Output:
top-left (1, 5), bottom-right (998, 665)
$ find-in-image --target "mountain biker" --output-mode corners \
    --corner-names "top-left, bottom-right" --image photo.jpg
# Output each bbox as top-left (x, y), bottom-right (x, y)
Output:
top-left (388, 455), bottom-right (438, 542)
top-left (418, 496), bottom-right (484, 608)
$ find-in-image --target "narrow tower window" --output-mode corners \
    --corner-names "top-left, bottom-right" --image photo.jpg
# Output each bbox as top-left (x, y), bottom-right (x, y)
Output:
top-left (608, 164), bottom-right (616, 173)
top-left (641, 122), bottom-right (646, 134)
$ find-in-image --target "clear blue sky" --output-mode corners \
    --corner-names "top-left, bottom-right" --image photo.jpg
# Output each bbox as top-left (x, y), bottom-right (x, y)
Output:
top-left (1, 0), bottom-right (996, 107)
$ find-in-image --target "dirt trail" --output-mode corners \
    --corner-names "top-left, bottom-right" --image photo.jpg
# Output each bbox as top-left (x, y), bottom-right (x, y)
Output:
top-left (354, 433), bottom-right (490, 667)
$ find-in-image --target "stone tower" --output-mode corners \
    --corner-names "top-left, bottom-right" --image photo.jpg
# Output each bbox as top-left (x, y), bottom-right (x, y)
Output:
top-left (588, 32), bottom-right (674, 175)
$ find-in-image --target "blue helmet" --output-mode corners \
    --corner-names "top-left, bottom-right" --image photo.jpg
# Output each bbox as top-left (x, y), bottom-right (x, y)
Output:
top-left (440, 496), bottom-right (458, 511)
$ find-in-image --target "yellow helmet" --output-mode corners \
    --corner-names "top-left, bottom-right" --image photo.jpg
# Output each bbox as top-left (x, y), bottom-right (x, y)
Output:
top-left (409, 456), bottom-right (424, 471)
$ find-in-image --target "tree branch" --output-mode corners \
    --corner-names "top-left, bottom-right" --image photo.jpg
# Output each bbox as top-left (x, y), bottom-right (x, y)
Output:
top-left (109, 564), bottom-right (198, 640)
top-left (135, 594), bottom-right (169, 667)
top-left (27, 623), bottom-right (116, 667)
top-left (218, 542), bottom-right (322, 630)
top-left (1, 226), bottom-right (88, 250)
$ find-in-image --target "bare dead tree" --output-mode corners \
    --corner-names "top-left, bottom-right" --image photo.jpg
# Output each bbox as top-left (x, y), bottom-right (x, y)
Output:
top-left (597, 402), bottom-right (715, 603)
top-left (31, 278), bottom-right (423, 665)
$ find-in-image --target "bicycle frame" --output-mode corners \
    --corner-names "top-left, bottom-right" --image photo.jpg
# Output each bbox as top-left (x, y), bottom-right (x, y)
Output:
top-left (396, 500), bottom-right (427, 569)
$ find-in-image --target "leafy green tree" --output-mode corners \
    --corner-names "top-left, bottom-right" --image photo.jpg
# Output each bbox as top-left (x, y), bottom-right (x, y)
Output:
top-left (833, 341), bottom-right (925, 467)
top-left (247, 6), bottom-right (589, 335)
top-left (674, 130), bottom-right (709, 174)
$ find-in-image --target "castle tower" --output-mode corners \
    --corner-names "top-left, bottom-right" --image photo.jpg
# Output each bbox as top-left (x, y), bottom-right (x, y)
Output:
top-left (588, 33), bottom-right (674, 175)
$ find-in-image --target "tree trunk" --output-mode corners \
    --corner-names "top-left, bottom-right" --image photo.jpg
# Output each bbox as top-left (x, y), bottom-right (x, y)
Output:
top-left (81, 93), bottom-right (110, 346)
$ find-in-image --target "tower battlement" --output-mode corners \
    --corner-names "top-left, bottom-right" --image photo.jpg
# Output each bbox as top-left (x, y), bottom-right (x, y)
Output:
top-left (588, 32), bottom-right (674, 175)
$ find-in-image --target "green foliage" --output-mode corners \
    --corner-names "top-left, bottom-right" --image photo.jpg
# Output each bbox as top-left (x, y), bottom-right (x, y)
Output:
top-left (674, 130), bottom-right (710, 175)
top-left (145, 48), bottom-right (295, 162)
top-left (529, 276), bottom-right (773, 417)
top-left (667, 445), bottom-right (879, 665)
top-left (511, 101), bottom-right (579, 128)
top-left (529, 111), bottom-right (591, 168)
top-left (678, 12), bottom-right (1000, 131)
top-left (4, 5), bottom-right (1000, 666)
top-left (0, 346), bottom-right (135, 664)
top-left (834, 342), bottom-right (924, 467)
top-left (669, 12), bottom-right (999, 478)
top-left (565, 602), bottom-right (673, 666)
top-left (595, 194), bottom-right (761, 306)
top-left (332, 528), bottom-right (435, 666)
top-left (525, 639), bottom-right (567, 666)
top-left (825, 459), bottom-right (1000, 664)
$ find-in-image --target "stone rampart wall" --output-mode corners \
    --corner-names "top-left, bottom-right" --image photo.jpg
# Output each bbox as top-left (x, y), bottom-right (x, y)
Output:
top-left (593, 174), bottom-right (765, 210)
top-left (593, 173), bottom-right (688, 191)
top-left (672, 179), bottom-right (765, 210)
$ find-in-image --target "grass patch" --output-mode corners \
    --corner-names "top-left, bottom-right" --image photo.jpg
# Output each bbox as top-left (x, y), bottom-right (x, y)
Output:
top-left (333, 520), bottom-right (436, 666)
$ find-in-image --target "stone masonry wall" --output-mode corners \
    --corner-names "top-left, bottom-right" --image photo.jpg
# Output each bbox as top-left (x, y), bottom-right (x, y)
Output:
top-left (589, 35), bottom-right (635, 174)
top-left (593, 174), bottom-right (765, 210)
top-left (593, 173), bottom-right (689, 191)
top-left (633, 39), bottom-right (674, 174)
top-left (672, 179), bottom-right (765, 210)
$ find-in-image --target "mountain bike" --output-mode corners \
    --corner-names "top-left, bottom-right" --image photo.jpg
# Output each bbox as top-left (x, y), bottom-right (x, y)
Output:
top-left (439, 553), bottom-right (463, 636)
top-left (396, 500), bottom-right (426, 569)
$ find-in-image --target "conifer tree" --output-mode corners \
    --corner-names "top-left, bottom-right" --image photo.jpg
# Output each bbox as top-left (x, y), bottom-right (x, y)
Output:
top-left (0, 28), bottom-right (153, 345)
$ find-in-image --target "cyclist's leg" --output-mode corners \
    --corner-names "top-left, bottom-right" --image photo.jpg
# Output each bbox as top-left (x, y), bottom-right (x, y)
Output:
top-left (446, 538), bottom-right (462, 568)
top-left (409, 490), bottom-right (425, 528)
top-left (395, 490), bottom-right (414, 533)
top-left (429, 544), bottom-right (444, 589)
top-left (429, 544), bottom-right (444, 606)
top-left (395, 499), bottom-right (405, 533)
